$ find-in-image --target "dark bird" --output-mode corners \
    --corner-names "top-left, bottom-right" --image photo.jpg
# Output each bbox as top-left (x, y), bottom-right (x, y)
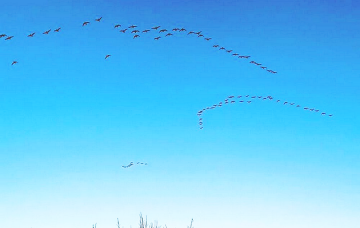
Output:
top-left (198, 34), bottom-right (204, 37)
top-left (95, 17), bottom-right (102, 22)
top-left (5, 36), bottom-right (14, 40)
top-left (328, 114), bottom-right (333, 117)
top-left (232, 53), bottom-right (239, 56)
top-left (165, 33), bottom-right (173, 36)
top-left (82, 21), bottom-right (90, 26)
top-left (179, 28), bottom-right (186, 32)
top-left (152, 26), bottom-right (160, 30)
top-left (11, 61), bottom-right (18, 65)
top-left (54, 27), bottom-right (61, 32)
top-left (204, 38), bottom-right (212, 41)
top-left (114, 24), bottom-right (121, 28)
top-left (187, 31), bottom-right (194, 35)
top-left (195, 31), bottom-right (202, 35)
top-left (159, 29), bottom-right (167, 33)
top-left (43, 29), bottom-right (51, 34)
top-left (219, 47), bottom-right (225, 50)
top-left (142, 29), bottom-right (150, 33)
top-left (213, 45), bottom-right (219, 48)
top-left (120, 29), bottom-right (127, 33)
top-left (154, 36), bottom-right (161, 40)
top-left (172, 28), bottom-right (180, 31)
top-left (131, 30), bottom-right (140, 33)
top-left (321, 112), bottom-right (326, 115)
top-left (133, 34), bottom-right (140, 39)
top-left (105, 54), bottom-right (111, 59)
top-left (27, 32), bottom-right (35, 37)
top-left (0, 34), bottom-right (6, 38)
top-left (260, 66), bottom-right (267, 69)
top-left (128, 25), bottom-right (137, 28)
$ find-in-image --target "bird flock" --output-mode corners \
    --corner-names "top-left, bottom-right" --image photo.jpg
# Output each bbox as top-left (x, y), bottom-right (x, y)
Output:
top-left (122, 162), bottom-right (148, 169)
top-left (2, 16), bottom-right (276, 73)
top-left (197, 95), bottom-right (333, 129)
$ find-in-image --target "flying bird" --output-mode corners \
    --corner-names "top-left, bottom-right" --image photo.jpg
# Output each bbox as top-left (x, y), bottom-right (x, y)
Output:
top-left (0, 34), bottom-right (6, 38)
top-left (142, 29), bottom-right (150, 33)
top-left (27, 32), bottom-right (35, 37)
top-left (131, 30), bottom-right (140, 33)
top-left (114, 24), bottom-right (121, 28)
top-left (105, 54), bottom-right (111, 59)
top-left (187, 31), bottom-right (194, 35)
top-left (128, 25), bottom-right (137, 28)
top-left (133, 34), bottom-right (140, 39)
top-left (204, 38), bottom-right (212, 41)
top-left (159, 29), bottom-right (167, 33)
top-left (152, 26), bottom-right (160, 30)
top-left (95, 17), bottom-right (102, 22)
top-left (5, 36), bottom-right (14, 40)
top-left (165, 33), bottom-right (173, 36)
top-left (120, 29), bottom-right (127, 33)
top-left (82, 21), bottom-right (90, 26)
top-left (43, 29), bottom-right (51, 34)
top-left (179, 28), bottom-right (186, 32)
top-left (213, 45), bottom-right (219, 48)
top-left (54, 27), bottom-right (61, 32)
top-left (11, 61), bottom-right (18, 65)
top-left (154, 36), bottom-right (161, 40)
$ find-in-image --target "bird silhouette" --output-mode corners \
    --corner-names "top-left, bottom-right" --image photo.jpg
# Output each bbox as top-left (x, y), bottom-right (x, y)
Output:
top-left (133, 34), bottom-right (140, 39)
top-left (27, 32), bottom-right (35, 37)
top-left (0, 34), bottom-right (6, 38)
top-left (5, 36), bottom-right (14, 40)
top-left (105, 54), bottom-right (111, 59)
top-left (95, 17), bottom-right (102, 22)
top-left (152, 26), bottom-right (160, 30)
top-left (54, 27), bottom-right (61, 32)
top-left (11, 61), bottom-right (18, 65)
top-left (154, 36), bottom-right (161, 40)
top-left (114, 24), bottom-right (121, 28)
top-left (82, 21), bottom-right (90, 26)
top-left (43, 29), bottom-right (51, 34)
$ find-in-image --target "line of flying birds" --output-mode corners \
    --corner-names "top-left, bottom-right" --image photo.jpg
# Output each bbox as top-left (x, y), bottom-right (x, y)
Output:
top-left (122, 161), bottom-right (148, 169)
top-left (3, 16), bottom-right (276, 73)
top-left (197, 95), bottom-right (333, 129)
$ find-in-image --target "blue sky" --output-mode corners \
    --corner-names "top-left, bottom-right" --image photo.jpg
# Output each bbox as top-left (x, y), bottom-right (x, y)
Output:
top-left (1, 0), bottom-right (359, 227)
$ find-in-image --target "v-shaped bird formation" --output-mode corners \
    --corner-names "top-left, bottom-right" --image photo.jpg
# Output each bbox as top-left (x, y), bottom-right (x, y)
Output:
top-left (122, 161), bottom-right (148, 169)
top-left (197, 95), bottom-right (333, 129)
top-left (2, 16), bottom-right (276, 73)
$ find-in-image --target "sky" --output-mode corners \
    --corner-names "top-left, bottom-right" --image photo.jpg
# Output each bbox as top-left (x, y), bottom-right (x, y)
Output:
top-left (0, 0), bottom-right (359, 227)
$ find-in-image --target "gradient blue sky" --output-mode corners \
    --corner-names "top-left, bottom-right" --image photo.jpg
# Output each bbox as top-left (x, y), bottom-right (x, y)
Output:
top-left (1, 0), bottom-right (359, 227)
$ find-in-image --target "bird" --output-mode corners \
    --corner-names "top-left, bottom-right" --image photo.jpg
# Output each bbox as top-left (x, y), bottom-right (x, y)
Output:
top-left (204, 38), bottom-right (212, 41)
top-left (105, 54), bottom-right (111, 59)
top-left (152, 26), bottom-right (160, 30)
top-left (0, 34), bottom-right (7, 38)
top-left (131, 30), bottom-right (140, 33)
top-left (328, 114), bottom-right (333, 117)
top-left (120, 29), bottom-right (127, 33)
top-left (11, 61), bottom-right (18, 65)
top-left (219, 47), bottom-right (225, 50)
top-left (5, 36), bottom-right (14, 40)
top-left (54, 27), bottom-right (61, 32)
top-left (159, 29), bottom-right (167, 33)
top-left (195, 31), bottom-right (202, 35)
top-left (198, 34), bottom-right (204, 37)
top-left (142, 29), bottom-right (150, 33)
top-left (82, 21), bottom-right (90, 26)
top-left (27, 32), bottom-right (35, 37)
top-left (154, 36), bottom-right (161, 40)
top-left (172, 28), bottom-right (180, 31)
top-left (232, 53), bottom-right (239, 56)
top-left (133, 34), bottom-right (140, 39)
top-left (128, 25), bottom-right (137, 28)
top-left (213, 45), bottom-right (219, 48)
top-left (187, 31), bottom-right (194, 35)
top-left (260, 66), bottom-right (267, 69)
top-left (179, 28), bottom-right (186, 32)
top-left (95, 17), bottom-right (102, 22)
top-left (43, 29), bottom-right (51, 34)
top-left (165, 33), bottom-right (173, 36)
top-left (114, 24), bottom-right (121, 28)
